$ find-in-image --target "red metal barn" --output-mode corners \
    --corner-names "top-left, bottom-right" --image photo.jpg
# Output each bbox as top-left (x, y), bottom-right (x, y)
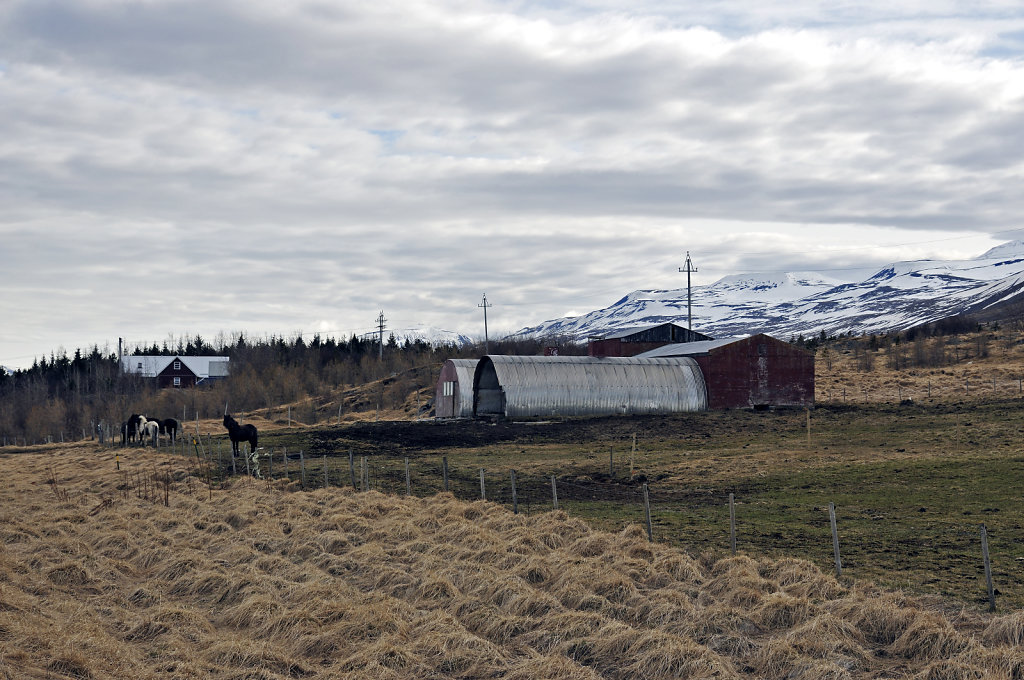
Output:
top-left (637, 334), bottom-right (814, 409)
top-left (588, 322), bottom-right (713, 357)
top-left (434, 359), bottom-right (478, 418)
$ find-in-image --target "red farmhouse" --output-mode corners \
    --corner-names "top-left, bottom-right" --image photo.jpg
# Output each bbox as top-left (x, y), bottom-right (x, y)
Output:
top-left (120, 356), bottom-right (230, 388)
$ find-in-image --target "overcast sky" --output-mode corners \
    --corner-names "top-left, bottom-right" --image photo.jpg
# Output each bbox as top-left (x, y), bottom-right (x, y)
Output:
top-left (2, 1), bottom-right (1024, 368)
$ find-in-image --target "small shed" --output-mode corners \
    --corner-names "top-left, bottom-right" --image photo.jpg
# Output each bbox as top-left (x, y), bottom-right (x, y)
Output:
top-left (473, 355), bottom-right (707, 419)
top-left (637, 334), bottom-right (813, 409)
top-left (434, 359), bottom-right (479, 419)
top-left (588, 322), bottom-right (713, 357)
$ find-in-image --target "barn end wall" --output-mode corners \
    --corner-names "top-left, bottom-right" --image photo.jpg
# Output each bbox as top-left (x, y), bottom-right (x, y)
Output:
top-left (434, 359), bottom-right (478, 418)
top-left (696, 334), bottom-right (814, 409)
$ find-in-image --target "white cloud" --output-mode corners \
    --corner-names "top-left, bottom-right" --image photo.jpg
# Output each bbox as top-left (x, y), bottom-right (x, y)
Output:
top-left (1, 0), bottom-right (1023, 366)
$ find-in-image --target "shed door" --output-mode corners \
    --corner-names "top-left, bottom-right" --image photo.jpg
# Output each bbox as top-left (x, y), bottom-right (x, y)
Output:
top-left (750, 342), bottom-right (770, 406)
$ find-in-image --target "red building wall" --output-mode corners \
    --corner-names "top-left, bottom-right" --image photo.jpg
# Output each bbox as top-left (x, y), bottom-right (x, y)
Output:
top-left (588, 339), bottom-right (680, 357)
top-left (695, 334), bottom-right (814, 409)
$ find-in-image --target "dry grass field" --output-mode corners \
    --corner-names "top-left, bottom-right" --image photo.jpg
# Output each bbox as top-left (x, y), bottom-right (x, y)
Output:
top-left (2, 445), bottom-right (1024, 679)
top-left (815, 329), bottom-right (1024, 405)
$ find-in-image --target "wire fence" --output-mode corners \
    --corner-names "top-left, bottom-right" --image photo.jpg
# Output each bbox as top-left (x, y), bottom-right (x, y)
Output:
top-left (104, 434), bottom-right (1014, 614)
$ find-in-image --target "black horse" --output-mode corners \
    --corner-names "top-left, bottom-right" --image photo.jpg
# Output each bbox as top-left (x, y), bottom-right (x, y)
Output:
top-left (223, 414), bottom-right (257, 457)
top-left (160, 418), bottom-right (179, 443)
top-left (126, 414), bottom-right (143, 445)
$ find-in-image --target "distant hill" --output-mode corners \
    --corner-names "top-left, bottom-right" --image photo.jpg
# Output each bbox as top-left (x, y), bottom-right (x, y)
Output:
top-left (515, 241), bottom-right (1024, 340)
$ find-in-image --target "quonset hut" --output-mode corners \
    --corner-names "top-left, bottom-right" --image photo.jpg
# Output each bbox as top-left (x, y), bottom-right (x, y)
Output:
top-left (637, 334), bottom-right (813, 409)
top-left (473, 355), bottom-right (707, 419)
top-left (434, 359), bottom-right (479, 419)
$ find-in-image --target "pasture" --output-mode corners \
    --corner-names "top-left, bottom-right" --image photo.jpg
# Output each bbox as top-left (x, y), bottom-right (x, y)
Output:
top-left (222, 398), bottom-right (1024, 611)
top-left (2, 444), bottom-right (1023, 679)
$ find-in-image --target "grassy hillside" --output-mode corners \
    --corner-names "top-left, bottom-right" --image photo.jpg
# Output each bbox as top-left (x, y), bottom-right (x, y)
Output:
top-left (2, 446), bottom-right (1023, 679)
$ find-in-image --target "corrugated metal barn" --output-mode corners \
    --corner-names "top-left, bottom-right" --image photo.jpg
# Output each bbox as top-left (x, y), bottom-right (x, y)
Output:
top-left (434, 359), bottom-right (478, 419)
top-left (588, 322), bottom-right (713, 357)
top-left (637, 333), bottom-right (814, 409)
top-left (473, 355), bottom-right (707, 419)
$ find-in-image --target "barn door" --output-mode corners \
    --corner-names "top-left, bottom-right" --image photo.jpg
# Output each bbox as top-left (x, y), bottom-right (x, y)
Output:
top-left (750, 341), bottom-right (771, 407)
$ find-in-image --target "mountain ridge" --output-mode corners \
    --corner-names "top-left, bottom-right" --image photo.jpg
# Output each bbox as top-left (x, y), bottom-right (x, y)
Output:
top-left (514, 241), bottom-right (1024, 341)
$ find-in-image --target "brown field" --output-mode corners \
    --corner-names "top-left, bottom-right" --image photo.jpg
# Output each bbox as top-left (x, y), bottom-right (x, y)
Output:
top-left (2, 445), bottom-right (1023, 679)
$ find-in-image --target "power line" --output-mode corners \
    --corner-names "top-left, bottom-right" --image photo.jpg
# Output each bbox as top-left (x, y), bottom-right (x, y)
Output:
top-left (376, 311), bottom-right (387, 360)
top-left (678, 251), bottom-right (698, 330)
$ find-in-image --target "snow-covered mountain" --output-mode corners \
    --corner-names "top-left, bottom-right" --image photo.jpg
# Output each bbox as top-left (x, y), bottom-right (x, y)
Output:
top-left (515, 241), bottom-right (1024, 341)
top-left (390, 327), bottom-right (474, 347)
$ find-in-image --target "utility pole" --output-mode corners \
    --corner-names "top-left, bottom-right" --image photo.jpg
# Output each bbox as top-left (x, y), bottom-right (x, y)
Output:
top-left (678, 251), bottom-right (698, 330)
top-left (478, 293), bottom-right (493, 355)
top-left (376, 311), bottom-right (387, 360)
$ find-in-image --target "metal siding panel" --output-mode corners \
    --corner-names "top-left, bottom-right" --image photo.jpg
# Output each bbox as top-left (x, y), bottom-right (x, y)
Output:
top-left (481, 355), bottom-right (707, 417)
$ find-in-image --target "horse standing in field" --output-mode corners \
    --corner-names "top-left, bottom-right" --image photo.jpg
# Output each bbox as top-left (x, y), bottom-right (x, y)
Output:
top-left (126, 414), bottom-right (143, 445)
top-left (140, 419), bottom-right (159, 446)
top-left (223, 414), bottom-right (258, 458)
top-left (160, 418), bottom-right (179, 444)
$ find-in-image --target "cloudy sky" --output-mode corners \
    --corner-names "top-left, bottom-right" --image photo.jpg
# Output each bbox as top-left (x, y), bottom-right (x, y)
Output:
top-left (3, 1), bottom-right (1024, 368)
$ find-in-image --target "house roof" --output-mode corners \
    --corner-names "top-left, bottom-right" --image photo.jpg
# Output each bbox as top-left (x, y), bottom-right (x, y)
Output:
top-left (121, 355), bottom-right (230, 378)
top-left (595, 322), bottom-right (691, 341)
top-left (634, 338), bottom-right (742, 358)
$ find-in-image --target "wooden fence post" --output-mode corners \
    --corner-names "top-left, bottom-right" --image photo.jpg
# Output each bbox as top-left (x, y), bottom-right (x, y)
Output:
top-left (479, 468), bottom-right (486, 500)
top-left (300, 450), bottom-right (306, 489)
top-left (630, 432), bottom-right (636, 478)
top-left (729, 492), bottom-right (736, 554)
top-left (643, 483), bottom-right (653, 542)
top-left (405, 458), bottom-right (411, 496)
top-left (830, 502), bottom-right (842, 578)
top-left (510, 470), bottom-right (518, 514)
top-left (550, 475), bottom-right (558, 510)
top-left (268, 448), bottom-right (273, 479)
top-left (283, 447), bottom-right (289, 480)
top-left (349, 449), bottom-right (356, 489)
top-left (360, 456), bottom-right (366, 492)
top-left (981, 524), bottom-right (996, 612)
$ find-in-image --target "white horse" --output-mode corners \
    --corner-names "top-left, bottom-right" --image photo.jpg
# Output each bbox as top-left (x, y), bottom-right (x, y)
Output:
top-left (140, 418), bottom-right (159, 446)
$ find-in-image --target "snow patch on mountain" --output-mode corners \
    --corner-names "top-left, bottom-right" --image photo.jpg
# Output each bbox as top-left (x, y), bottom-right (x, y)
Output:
top-left (514, 241), bottom-right (1024, 341)
top-left (391, 327), bottom-right (473, 347)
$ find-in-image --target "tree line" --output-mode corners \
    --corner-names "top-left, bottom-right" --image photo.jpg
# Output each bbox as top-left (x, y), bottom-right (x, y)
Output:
top-left (0, 332), bottom-right (583, 445)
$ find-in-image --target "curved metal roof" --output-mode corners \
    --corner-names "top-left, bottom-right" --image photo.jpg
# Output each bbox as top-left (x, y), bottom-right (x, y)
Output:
top-left (449, 359), bottom-right (478, 418)
top-left (474, 355), bottom-right (707, 418)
